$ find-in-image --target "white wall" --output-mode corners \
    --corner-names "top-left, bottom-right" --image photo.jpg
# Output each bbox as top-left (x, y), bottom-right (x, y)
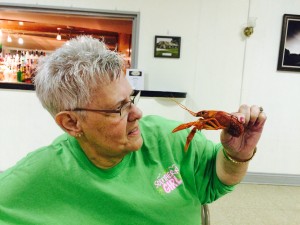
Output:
top-left (241, 0), bottom-right (300, 174)
top-left (0, 90), bottom-right (63, 170)
top-left (0, 0), bottom-right (300, 175)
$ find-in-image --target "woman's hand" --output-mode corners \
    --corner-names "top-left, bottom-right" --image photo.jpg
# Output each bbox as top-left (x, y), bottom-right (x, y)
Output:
top-left (220, 104), bottom-right (267, 161)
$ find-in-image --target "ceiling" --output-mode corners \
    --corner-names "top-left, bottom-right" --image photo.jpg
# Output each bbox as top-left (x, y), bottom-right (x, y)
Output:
top-left (0, 8), bottom-right (133, 51)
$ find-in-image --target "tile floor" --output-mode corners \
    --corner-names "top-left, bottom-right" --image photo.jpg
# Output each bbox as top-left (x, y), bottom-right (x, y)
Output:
top-left (208, 183), bottom-right (300, 225)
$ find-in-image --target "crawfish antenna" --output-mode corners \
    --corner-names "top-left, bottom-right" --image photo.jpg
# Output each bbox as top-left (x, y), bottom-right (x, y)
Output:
top-left (170, 98), bottom-right (197, 117)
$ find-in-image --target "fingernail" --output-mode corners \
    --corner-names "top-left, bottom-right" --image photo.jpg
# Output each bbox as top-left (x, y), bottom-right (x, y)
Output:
top-left (239, 117), bottom-right (245, 123)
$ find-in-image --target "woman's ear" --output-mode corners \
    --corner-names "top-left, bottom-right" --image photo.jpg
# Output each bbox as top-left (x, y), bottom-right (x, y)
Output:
top-left (55, 111), bottom-right (82, 137)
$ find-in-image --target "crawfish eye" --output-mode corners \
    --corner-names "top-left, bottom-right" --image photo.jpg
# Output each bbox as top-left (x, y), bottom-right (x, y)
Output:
top-left (197, 111), bottom-right (208, 117)
top-left (202, 111), bottom-right (209, 116)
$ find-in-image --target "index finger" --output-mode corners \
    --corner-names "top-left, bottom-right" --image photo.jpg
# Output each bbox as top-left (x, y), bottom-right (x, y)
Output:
top-left (238, 104), bottom-right (251, 125)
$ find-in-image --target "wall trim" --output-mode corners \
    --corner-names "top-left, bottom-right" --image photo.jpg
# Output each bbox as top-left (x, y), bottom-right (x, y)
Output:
top-left (1, 171), bottom-right (299, 186)
top-left (242, 172), bottom-right (300, 186)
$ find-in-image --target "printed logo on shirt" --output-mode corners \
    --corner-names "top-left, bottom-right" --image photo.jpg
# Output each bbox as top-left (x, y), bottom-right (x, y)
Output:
top-left (154, 164), bottom-right (183, 194)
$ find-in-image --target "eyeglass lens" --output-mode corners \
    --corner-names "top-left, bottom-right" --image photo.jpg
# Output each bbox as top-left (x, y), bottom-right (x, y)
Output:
top-left (133, 91), bottom-right (141, 105)
top-left (120, 91), bottom-right (141, 117)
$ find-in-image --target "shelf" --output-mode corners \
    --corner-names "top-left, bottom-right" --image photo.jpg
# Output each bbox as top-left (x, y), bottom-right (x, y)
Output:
top-left (140, 90), bottom-right (186, 98)
top-left (0, 83), bottom-right (187, 98)
top-left (0, 82), bottom-right (35, 91)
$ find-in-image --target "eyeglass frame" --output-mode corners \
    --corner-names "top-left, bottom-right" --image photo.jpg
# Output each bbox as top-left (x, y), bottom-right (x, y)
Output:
top-left (68, 90), bottom-right (141, 117)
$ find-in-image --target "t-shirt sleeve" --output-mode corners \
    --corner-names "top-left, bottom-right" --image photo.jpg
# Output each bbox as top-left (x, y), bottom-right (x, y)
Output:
top-left (190, 134), bottom-right (235, 204)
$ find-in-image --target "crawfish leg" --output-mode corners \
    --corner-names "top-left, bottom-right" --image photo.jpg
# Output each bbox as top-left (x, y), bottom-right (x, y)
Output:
top-left (200, 118), bottom-right (226, 130)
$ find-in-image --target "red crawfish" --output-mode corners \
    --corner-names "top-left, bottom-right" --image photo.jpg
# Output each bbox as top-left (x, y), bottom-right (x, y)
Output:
top-left (172, 102), bottom-right (244, 151)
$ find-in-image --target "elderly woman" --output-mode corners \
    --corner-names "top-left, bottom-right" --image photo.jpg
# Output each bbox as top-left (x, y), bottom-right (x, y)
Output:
top-left (0, 36), bottom-right (266, 225)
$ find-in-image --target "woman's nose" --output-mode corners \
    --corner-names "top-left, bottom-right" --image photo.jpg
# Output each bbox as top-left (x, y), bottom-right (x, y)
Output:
top-left (128, 104), bottom-right (143, 121)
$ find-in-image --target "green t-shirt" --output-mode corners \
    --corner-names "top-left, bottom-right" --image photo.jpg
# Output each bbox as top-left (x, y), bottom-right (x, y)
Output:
top-left (0, 115), bottom-right (233, 225)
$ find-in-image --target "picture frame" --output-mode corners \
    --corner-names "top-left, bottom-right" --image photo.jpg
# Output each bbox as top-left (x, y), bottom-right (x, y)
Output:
top-left (154, 35), bottom-right (181, 58)
top-left (277, 14), bottom-right (300, 72)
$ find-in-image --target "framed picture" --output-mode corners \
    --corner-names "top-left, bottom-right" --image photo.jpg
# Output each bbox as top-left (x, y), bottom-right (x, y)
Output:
top-left (277, 14), bottom-right (300, 72)
top-left (154, 36), bottom-right (181, 58)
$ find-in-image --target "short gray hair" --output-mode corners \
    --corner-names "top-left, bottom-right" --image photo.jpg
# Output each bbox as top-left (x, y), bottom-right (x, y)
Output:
top-left (34, 35), bottom-right (124, 117)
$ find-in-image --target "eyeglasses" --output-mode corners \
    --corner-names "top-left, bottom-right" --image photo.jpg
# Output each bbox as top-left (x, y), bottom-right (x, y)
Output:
top-left (70, 90), bottom-right (141, 118)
